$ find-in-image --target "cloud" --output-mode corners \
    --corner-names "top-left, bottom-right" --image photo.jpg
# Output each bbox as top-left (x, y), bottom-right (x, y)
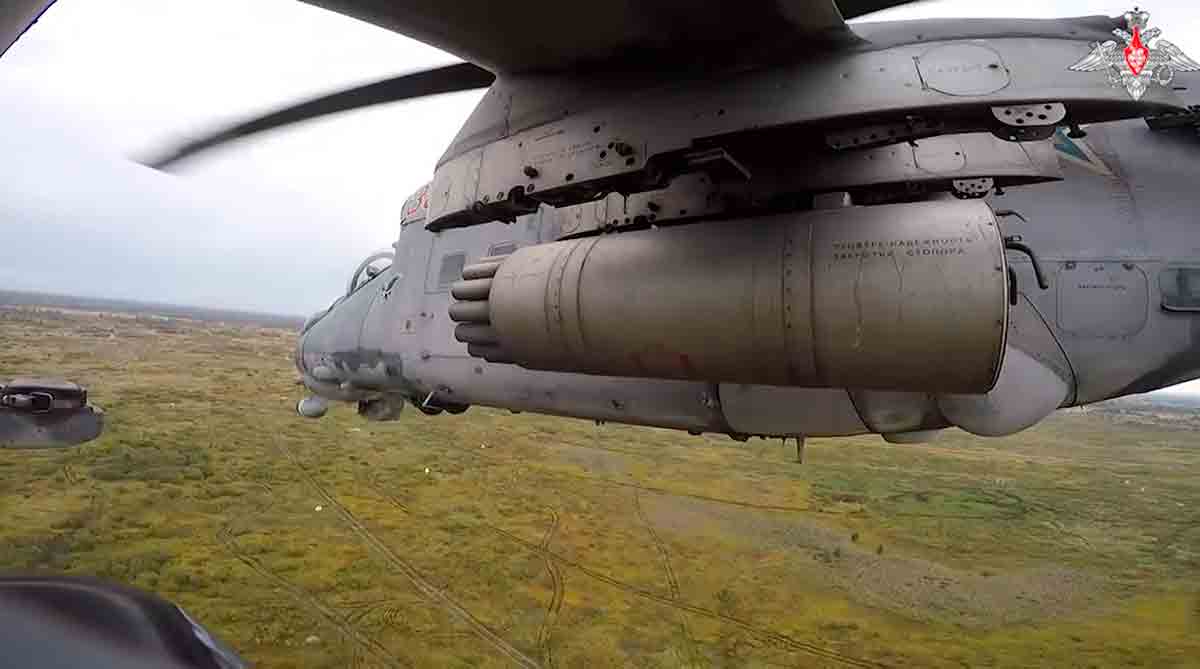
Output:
top-left (0, 0), bottom-right (481, 315)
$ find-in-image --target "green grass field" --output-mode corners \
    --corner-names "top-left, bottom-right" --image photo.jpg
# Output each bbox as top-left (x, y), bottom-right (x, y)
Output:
top-left (2, 306), bottom-right (1199, 668)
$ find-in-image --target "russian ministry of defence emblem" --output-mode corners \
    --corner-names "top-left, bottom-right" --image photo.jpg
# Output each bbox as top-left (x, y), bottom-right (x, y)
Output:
top-left (1068, 8), bottom-right (1200, 100)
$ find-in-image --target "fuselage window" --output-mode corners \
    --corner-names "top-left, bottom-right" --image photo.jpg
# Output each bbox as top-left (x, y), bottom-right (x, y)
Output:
top-left (437, 252), bottom-right (467, 289)
top-left (1160, 265), bottom-right (1200, 312)
top-left (489, 241), bottom-right (518, 257)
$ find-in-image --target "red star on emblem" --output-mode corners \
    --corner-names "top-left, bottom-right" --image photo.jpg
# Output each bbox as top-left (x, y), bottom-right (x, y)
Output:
top-left (1125, 26), bottom-right (1149, 75)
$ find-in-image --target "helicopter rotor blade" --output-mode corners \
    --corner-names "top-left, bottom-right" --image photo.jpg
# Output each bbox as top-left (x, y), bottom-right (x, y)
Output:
top-left (142, 61), bottom-right (495, 170)
top-left (139, 0), bottom-right (929, 171)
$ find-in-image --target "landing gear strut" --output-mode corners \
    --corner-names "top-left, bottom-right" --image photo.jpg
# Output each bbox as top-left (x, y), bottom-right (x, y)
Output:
top-left (418, 391), bottom-right (470, 416)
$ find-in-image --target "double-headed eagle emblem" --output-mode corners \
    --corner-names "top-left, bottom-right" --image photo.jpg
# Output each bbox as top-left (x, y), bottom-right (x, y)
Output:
top-left (1068, 8), bottom-right (1200, 100)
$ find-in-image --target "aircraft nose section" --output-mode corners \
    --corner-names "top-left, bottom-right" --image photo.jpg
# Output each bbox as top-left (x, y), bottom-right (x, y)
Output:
top-left (293, 328), bottom-right (312, 379)
top-left (295, 306), bottom-right (334, 378)
top-left (291, 299), bottom-right (376, 405)
top-left (293, 313), bottom-right (343, 417)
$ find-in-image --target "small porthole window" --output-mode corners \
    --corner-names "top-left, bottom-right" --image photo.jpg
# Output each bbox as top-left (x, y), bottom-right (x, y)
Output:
top-left (1160, 265), bottom-right (1200, 311)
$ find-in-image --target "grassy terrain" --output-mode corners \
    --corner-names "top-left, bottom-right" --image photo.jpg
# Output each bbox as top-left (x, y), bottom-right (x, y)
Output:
top-left (2, 305), bottom-right (1199, 668)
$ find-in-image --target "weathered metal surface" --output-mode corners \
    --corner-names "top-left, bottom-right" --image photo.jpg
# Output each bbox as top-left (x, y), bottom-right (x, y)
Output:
top-left (718, 386), bottom-right (869, 437)
top-left (470, 200), bottom-right (1007, 392)
top-left (530, 132), bottom-right (1061, 237)
top-left (916, 43), bottom-right (1011, 96)
top-left (1056, 261), bottom-right (1149, 338)
top-left (939, 345), bottom-right (1068, 436)
top-left (288, 65), bottom-right (1200, 442)
top-left (428, 30), bottom-right (1186, 230)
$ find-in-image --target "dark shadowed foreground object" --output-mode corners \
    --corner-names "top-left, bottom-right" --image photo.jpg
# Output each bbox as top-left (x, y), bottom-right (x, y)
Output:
top-left (0, 574), bottom-right (246, 669)
top-left (0, 0), bottom-right (52, 57)
top-left (0, 378), bottom-right (104, 448)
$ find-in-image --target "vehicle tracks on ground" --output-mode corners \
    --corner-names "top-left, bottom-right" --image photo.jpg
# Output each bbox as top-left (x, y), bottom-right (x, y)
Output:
top-left (633, 489), bottom-right (705, 666)
top-left (482, 524), bottom-right (886, 668)
top-left (280, 442), bottom-right (542, 669)
top-left (359, 474), bottom-right (412, 514)
top-left (215, 522), bottom-right (408, 668)
top-left (343, 598), bottom-right (404, 627)
top-left (633, 489), bottom-right (680, 600)
top-left (338, 445), bottom-right (884, 667)
top-left (535, 508), bottom-right (564, 669)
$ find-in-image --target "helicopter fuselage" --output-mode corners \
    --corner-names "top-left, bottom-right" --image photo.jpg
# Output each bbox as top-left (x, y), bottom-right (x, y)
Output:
top-left (295, 109), bottom-right (1200, 441)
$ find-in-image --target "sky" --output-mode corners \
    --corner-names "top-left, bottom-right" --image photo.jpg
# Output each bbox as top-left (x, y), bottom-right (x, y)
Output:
top-left (0, 0), bottom-right (483, 315)
top-left (0, 1), bottom-right (1196, 316)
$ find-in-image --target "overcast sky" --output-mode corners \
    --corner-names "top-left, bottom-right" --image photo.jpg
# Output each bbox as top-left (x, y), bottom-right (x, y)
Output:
top-left (0, 0), bottom-right (482, 315)
top-left (0, 0), bottom-right (1197, 317)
